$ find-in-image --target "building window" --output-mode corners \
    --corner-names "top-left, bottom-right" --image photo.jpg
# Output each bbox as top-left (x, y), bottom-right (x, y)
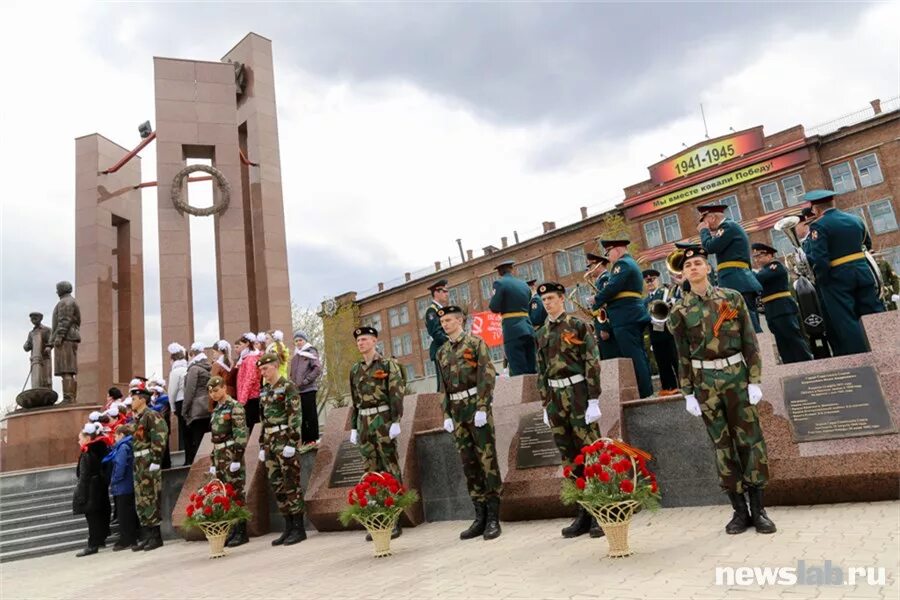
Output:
top-left (375, 341), bottom-right (385, 356)
top-left (759, 182), bottom-right (783, 213)
top-left (419, 328), bottom-right (431, 350)
top-left (489, 345), bottom-right (505, 363)
top-left (480, 274), bottom-right (499, 300)
top-left (718, 195), bottom-right (742, 222)
top-left (388, 305), bottom-right (409, 328)
top-left (782, 174), bottom-right (805, 207)
top-left (361, 313), bottom-right (382, 332)
top-left (404, 363), bottom-right (417, 380)
top-left (416, 297), bottom-right (431, 320)
top-left (424, 361), bottom-right (436, 377)
top-left (651, 259), bottom-right (670, 285)
top-left (448, 283), bottom-right (471, 308)
top-left (846, 205), bottom-right (867, 226)
top-left (556, 247), bottom-right (587, 276)
top-left (662, 214), bottom-right (681, 243)
top-left (881, 246), bottom-right (900, 277)
top-left (391, 333), bottom-right (413, 357)
top-left (643, 221), bottom-right (663, 248)
top-left (855, 153), bottom-right (884, 188)
top-left (515, 259), bottom-right (545, 283)
top-left (829, 162), bottom-right (856, 194)
top-left (868, 199), bottom-right (898, 234)
top-left (770, 229), bottom-right (795, 258)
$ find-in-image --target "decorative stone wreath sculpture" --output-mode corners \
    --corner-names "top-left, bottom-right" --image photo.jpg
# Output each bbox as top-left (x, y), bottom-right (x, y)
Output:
top-left (171, 164), bottom-right (231, 217)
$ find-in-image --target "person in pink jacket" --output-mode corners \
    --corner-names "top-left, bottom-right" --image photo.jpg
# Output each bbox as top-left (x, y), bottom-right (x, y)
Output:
top-left (235, 333), bottom-right (262, 433)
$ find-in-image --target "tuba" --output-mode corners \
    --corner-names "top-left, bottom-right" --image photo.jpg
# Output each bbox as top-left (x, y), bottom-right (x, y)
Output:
top-left (774, 216), bottom-right (814, 282)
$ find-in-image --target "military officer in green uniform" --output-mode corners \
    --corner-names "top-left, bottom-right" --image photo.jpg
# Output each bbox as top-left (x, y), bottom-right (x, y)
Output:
top-left (698, 204), bottom-right (764, 333)
top-left (535, 282), bottom-right (605, 539)
top-left (667, 245), bottom-right (776, 535)
top-left (805, 190), bottom-right (885, 356)
top-left (488, 260), bottom-right (536, 375)
top-left (527, 279), bottom-right (547, 329)
top-left (206, 375), bottom-right (250, 547)
top-left (751, 243), bottom-right (813, 364)
top-left (643, 269), bottom-right (680, 395)
top-left (349, 326), bottom-right (406, 539)
top-left (589, 254), bottom-right (620, 359)
top-left (257, 352), bottom-right (307, 546)
top-left (129, 380), bottom-right (168, 551)
top-left (592, 240), bottom-right (653, 398)
top-left (425, 279), bottom-right (450, 390)
top-left (436, 305), bottom-right (502, 541)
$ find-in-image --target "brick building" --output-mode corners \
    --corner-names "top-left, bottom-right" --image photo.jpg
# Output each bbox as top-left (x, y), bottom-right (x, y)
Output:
top-left (320, 98), bottom-right (899, 397)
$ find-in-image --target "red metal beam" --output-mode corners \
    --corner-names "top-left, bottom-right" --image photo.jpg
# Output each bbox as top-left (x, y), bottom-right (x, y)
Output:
top-left (100, 132), bottom-right (157, 175)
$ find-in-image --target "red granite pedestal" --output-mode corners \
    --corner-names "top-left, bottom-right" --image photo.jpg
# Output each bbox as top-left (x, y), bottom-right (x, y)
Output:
top-left (1, 405), bottom-right (101, 472)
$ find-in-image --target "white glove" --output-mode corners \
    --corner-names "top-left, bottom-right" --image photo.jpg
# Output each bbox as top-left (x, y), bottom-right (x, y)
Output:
top-left (891, 294), bottom-right (899, 303)
top-left (149, 463), bottom-right (160, 472)
top-left (389, 422), bottom-right (401, 440)
top-left (685, 395), bottom-right (702, 417)
top-left (282, 445), bottom-right (296, 458)
top-left (443, 418), bottom-right (454, 433)
top-left (585, 399), bottom-right (601, 424)
top-left (474, 410), bottom-right (488, 428)
top-left (229, 462), bottom-right (240, 473)
top-left (208, 466), bottom-right (216, 475)
top-left (542, 409), bottom-right (550, 427)
top-left (349, 429), bottom-right (358, 445)
top-left (748, 384), bottom-right (763, 406)
top-left (258, 449), bottom-right (266, 462)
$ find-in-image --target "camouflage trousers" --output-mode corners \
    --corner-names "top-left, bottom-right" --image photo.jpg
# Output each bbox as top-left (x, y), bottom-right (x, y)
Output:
top-left (450, 402), bottom-right (502, 502)
top-left (697, 363), bottom-right (770, 493)
top-left (263, 432), bottom-right (305, 516)
top-left (133, 454), bottom-right (162, 527)
top-left (358, 413), bottom-right (402, 482)
top-left (212, 447), bottom-right (246, 504)
top-left (546, 381), bottom-right (601, 469)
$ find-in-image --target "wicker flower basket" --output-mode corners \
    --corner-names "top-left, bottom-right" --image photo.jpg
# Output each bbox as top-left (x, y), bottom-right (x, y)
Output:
top-left (354, 509), bottom-right (402, 558)
top-left (580, 499), bottom-right (641, 558)
top-left (197, 520), bottom-right (236, 559)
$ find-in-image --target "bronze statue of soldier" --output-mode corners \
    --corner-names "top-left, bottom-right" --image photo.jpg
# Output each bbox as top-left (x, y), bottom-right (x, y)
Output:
top-left (51, 281), bottom-right (81, 403)
top-left (24, 312), bottom-right (52, 389)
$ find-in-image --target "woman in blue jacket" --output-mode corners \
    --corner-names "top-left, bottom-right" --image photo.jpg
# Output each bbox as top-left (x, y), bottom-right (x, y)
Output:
top-left (103, 424), bottom-right (140, 551)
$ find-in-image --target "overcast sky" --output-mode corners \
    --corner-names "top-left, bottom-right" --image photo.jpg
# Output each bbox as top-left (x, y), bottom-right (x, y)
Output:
top-left (1, 2), bottom-right (898, 411)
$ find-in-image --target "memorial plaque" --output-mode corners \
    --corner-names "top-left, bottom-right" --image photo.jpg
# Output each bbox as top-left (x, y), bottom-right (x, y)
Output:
top-left (516, 411), bottom-right (562, 469)
top-left (783, 366), bottom-right (896, 442)
top-left (328, 440), bottom-right (368, 488)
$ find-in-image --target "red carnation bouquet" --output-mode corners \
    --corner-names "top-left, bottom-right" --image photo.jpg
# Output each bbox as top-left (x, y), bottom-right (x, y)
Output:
top-left (560, 438), bottom-right (661, 511)
top-left (183, 479), bottom-right (251, 529)
top-left (338, 471), bottom-right (419, 527)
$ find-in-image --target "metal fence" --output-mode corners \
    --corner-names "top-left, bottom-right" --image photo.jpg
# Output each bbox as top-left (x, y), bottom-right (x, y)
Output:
top-left (805, 97), bottom-right (899, 137)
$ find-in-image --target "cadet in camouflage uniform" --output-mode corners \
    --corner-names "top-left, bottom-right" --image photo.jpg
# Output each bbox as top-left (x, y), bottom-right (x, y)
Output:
top-left (667, 245), bottom-right (776, 535)
top-left (349, 325), bottom-right (406, 539)
top-left (535, 282), bottom-right (604, 539)
top-left (257, 353), bottom-right (307, 546)
top-left (129, 380), bottom-right (168, 551)
top-left (206, 376), bottom-right (250, 547)
top-left (436, 305), bottom-right (502, 541)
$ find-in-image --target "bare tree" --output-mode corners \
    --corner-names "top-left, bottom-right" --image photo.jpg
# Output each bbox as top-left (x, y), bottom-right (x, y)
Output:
top-left (291, 302), bottom-right (347, 409)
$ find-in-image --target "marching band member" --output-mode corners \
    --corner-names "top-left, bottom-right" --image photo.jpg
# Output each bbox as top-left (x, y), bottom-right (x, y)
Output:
top-left (643, 269), bottom-right (679, 395)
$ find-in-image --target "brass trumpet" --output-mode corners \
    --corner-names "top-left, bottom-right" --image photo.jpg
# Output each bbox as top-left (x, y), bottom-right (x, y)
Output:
top-left (666, 248), bottom-right (686, 275)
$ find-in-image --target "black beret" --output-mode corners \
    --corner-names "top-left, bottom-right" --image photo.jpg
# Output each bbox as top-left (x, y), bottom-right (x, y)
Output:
top-left (437, 305), bottom-right (463, 317)
top-left (682, 245), bottom-right (709, 260)
top-left (353, 326), bottom-right (379, 339)
top-left (537, 282), bottom-right (565, 295)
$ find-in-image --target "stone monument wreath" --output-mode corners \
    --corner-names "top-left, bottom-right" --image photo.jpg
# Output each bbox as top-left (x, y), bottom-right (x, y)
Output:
top-left (171, 164), bottom-right (231, 217)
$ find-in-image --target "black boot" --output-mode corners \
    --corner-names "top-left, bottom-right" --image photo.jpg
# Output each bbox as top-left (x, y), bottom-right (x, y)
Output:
top-left (459, 501), bottom-right (487, 540)
top-left (391, 519), bottom-right (402, 540)
top-left (226, 521), bottom-right (249, 548)
top-left (143, 525), bottom-right (163, 551)
top-left (75, 546), bottom-right (98, 557)
top-left (561, 506), bottom-right (591, 538)
top-left (482, 497), bottom-right (501, 540)
top-left (747, 488), bottom-right (777, 534)
top-left (725, 491), bottom-right (753, 534)
top-left (224, 522), bottom-right (238, 546)
top-left (132, 527), bottom-right (147, 551)
top-left (283, 514), bottom-right (307, 546)
top-left (272, 515), bottom-right (293, 546)
top-left (589, 517), bottom-right (605, 538)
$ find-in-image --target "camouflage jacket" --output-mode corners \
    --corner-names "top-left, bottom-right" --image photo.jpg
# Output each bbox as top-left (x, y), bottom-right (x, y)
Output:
top-left (210, 395), bottom-right (248, 460)
top-left (133, 408), bottom-right (168, 464)
top-left (259, 376), bottom-right (302, 445)
top-left (349, 354), bottom-right (406, 429)
top-left (535, 312), bottom-right (602, 404)
top-left (667, 286), bottom-right (762, 396)
top-left (436, 332), bottom-right (497, 414)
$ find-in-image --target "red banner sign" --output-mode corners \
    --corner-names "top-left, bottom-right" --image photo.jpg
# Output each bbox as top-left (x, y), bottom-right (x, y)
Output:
top-left (648, 128), bottom-right (765, 184)
top-left (470, 311), bottom-right (503, 347)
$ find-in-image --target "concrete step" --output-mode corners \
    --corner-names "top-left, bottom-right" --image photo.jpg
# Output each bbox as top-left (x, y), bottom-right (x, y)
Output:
top-left (0, 499), bottom-right (71, 519)
top-left (0, 490), bottom-right (74, 512)
top-left (0, 516), bottom-right (91, 542)
top-left (0, 509), bottom-right (75, 529)
top-left (0, 485), bottom-right (75, 503)
top-left (0, 538), bottom-right (89, 564)
top-left (0, 523), bottom-right (121, 556)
